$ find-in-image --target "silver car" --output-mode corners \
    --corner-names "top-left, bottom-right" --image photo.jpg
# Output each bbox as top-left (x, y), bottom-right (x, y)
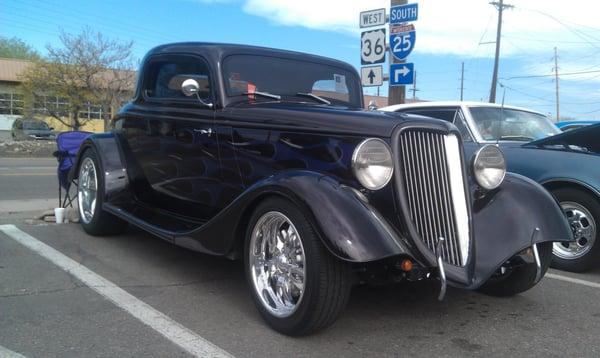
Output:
top-left (11, 119), bottom-right (55, 140)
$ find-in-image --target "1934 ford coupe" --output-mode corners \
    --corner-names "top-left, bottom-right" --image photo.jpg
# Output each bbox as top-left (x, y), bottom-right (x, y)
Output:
top-left (73, 43), bottom-right (572, 335)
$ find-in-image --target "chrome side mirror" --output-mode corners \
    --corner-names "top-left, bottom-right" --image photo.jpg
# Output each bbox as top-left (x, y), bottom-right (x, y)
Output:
top-left (368, 100), bottom-right (378, 111)
top-left (181, 79), bottom-right (200, 97)
top-left (181, 78), bottom-right (214, 109)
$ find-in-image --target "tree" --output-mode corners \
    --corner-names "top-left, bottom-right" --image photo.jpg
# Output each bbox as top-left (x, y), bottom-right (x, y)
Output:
top-left (0, 36), bottom-right (39, 60)
top-left (20, 29), bottom-right (135, 131)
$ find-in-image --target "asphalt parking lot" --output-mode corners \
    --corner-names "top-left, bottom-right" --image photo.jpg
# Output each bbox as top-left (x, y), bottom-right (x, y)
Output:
top-left (2, 157), bottom-right (600, 357)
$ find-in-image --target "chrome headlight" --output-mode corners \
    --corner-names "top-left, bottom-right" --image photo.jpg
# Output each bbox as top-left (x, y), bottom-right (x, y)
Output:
top-left (472, 145), bottom-right (506, 190)
top-left (352, 138), bottom-right (394, 190)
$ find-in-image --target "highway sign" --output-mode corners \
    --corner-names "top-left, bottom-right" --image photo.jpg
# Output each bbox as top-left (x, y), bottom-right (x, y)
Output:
top-left (390, 63), bottom-right (414, 86)
top-left (359, 8), bottom-right (386, 28)
top-left (390, 3), bottom-right (418, 24)
top-left (390, 24), bottom-right (416, 60)
top-left (361, 65), bottom-right (383, 87)
top-left (361, 29), bottom-right (386, 65)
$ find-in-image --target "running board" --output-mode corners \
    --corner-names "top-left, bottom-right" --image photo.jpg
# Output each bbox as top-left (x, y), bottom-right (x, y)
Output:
top-left (103, 202), bottom-right (205, 241)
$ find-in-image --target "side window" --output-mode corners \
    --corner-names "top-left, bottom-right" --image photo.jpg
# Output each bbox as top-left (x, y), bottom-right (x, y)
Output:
top-left (144, 56), bottom-right (211, 100)
top-left (400, 108), bottom-right (473, 142)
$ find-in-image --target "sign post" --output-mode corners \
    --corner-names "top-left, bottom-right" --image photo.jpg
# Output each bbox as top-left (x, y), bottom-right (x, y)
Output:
top-left (359, 2), bottom-right (418, 105)
top-left (388, 0), bottom-right (418, 105)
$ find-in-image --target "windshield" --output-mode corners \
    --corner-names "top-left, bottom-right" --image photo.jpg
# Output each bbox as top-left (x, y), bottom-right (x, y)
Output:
top-left (222, 55), bottom-right (362, 108)
top-left (23, 121), bottom-right (50, 130)
top-left (469, 107), bottom-right (560, 141)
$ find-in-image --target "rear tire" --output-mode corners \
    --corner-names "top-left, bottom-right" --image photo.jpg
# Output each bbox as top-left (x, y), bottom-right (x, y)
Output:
top-left (478, 242), bottom-right (552, 297)
top-left (551, 187), bottom-right (600, 272)
top-left (77, 148), bottom-right (127, 236)
top-left (244, 197), bottom-right (352, 336)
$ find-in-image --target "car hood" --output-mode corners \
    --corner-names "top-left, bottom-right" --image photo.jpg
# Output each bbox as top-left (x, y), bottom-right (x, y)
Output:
top-left (224, 102), bottom-right (439, 137)
top-left (526, 122), bottom-right (600, 155)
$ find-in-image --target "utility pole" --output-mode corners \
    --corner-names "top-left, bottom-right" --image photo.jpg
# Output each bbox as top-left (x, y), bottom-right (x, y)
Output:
top-left (410, 70), bottom-right (418, 101)
top-left (460, 62), bottom-right (465, 101)
top-left (388, 0), bottom-right (407, 105)
top-left (554, 47), bottom-right (560, 122)
top-left (489, 0), bottom-right (513, 103)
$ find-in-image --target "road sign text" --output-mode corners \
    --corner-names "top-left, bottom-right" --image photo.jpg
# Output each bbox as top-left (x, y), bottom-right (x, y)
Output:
top-left (390, 3), bottom-right (418, 24)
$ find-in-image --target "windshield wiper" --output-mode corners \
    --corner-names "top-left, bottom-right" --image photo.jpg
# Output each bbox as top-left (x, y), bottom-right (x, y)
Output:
top-left (296, 92), bottom-right (331, 105)
top-left (499, 135), bottom-right (536, 141)
top-left (242, 91), bottom-right (281, 100)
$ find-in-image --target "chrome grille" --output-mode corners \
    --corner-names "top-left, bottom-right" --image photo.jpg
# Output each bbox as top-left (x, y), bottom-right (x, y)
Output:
top-left (399, 130), bottom-right (470, 266)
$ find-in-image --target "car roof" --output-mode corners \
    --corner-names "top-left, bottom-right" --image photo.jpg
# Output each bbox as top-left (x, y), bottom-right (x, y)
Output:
top-left (146, 42), bottom-right (355, 72)
top-left (379, 101), bottom-right (546, 116)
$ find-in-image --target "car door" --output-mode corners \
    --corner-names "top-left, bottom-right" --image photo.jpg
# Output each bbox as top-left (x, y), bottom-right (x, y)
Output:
top-left (122, 54), bottom-right (222, 221)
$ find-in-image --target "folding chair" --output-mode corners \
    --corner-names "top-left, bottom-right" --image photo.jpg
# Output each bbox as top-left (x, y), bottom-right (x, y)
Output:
top-left (53, 131), bottom-right (92, 208)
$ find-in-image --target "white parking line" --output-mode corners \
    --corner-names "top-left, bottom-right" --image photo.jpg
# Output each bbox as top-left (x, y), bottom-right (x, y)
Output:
top-left (546, 273), bottom-right (600, 289)
top-left (0, 344), bottom-right (27, 358)
top-left (0, 225), bottom-right (233, 358)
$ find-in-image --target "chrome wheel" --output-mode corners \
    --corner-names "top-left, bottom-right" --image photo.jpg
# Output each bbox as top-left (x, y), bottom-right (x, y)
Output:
top-left (249, 211), bottom-right (306, 318)
top-left (554, 201), bottom-right (597, 260)
top-left (78, 157), bottom-right (97, 224)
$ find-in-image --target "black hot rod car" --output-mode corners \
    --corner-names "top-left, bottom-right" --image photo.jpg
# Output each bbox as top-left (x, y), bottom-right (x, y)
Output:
top-left (73, 43), bottom-right (572, 335)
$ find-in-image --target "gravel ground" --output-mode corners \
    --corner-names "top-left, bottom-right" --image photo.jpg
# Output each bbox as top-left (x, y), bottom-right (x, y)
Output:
top-left (0, 140), bottom-right (56, 157)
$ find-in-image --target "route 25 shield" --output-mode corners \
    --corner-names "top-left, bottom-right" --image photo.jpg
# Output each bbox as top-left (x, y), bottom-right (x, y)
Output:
top-left (361, 29), bottom-right (386, 65)
top-left (390, 28), bottom-right (416, 61)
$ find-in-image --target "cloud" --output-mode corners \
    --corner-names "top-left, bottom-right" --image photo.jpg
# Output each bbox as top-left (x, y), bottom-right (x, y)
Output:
top-left (241, 0), bottom-right (600, 58)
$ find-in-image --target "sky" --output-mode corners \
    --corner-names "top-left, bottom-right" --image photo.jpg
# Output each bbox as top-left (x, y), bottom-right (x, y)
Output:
top-left (2, 0), bottom-right (600, 119)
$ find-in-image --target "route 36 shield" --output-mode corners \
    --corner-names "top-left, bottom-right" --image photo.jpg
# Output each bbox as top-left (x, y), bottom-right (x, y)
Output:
top-left (361, 29), bottom-right (386, 65)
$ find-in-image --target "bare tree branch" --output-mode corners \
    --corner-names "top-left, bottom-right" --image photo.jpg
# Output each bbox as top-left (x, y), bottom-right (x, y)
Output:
top-left (19, 28), bottom-right (135, 131)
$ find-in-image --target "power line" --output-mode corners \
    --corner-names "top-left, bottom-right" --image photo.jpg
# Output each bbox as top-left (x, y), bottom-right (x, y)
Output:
top-left (502, 35), bottom-right (600, 44)
top-left (518, 7), bottom-right (600, 49)
top-left (502, 69), bottom-right (600, 80)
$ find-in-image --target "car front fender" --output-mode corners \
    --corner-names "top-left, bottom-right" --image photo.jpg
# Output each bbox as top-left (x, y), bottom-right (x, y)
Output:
top-left (185, 170), bottom-right (414, 262)
top-left (469, 172), bottom-right (573, 288)
top-left (234, 171), bottom-right (413, 263)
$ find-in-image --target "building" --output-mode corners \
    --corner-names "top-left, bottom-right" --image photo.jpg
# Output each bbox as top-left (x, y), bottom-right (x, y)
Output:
top-left (0, 58), bottom-right (134, 133)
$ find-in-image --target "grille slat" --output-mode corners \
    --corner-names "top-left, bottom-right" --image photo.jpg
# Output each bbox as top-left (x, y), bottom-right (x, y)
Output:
top-left (399, 130), bottom-right (469, 266)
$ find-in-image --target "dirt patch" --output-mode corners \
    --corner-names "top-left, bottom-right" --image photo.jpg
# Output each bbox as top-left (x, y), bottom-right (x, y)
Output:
top-left (0, 140), bottom-right (56, 158)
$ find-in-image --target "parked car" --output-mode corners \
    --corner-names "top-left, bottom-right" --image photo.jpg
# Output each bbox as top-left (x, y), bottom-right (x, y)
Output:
top-left (556, 120), bottom-right (600, 132)
top-left (11, 118), bottom-right (55, 140)
top-left (381, 101), bottom-right (598, 272)
top-left (72, 44), bottom-right (571, 335)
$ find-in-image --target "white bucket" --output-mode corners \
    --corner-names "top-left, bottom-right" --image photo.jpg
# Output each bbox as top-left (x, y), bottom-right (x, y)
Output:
top-left (54, 207), bottom-right (65, 224)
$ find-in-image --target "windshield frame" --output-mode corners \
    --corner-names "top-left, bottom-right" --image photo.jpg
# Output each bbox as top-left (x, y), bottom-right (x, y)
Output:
top-left (220, 54), bottom-right (363, 108)
top-left (465, 105), bottom-right (560, 143)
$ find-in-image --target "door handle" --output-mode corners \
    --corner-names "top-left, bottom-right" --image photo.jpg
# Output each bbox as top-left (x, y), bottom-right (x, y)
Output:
top-left (194, 128), bottom-right (212, 137)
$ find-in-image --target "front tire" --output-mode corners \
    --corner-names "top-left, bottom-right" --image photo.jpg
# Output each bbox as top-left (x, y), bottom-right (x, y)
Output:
top-left (551, 187), bottom-right (600, 272)
top-left (478, 242), bottom-right (552, 297)
top-left (244, 197), bottom-right (351, 336)
top-left (77, 149), bottom-right (127, 236)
